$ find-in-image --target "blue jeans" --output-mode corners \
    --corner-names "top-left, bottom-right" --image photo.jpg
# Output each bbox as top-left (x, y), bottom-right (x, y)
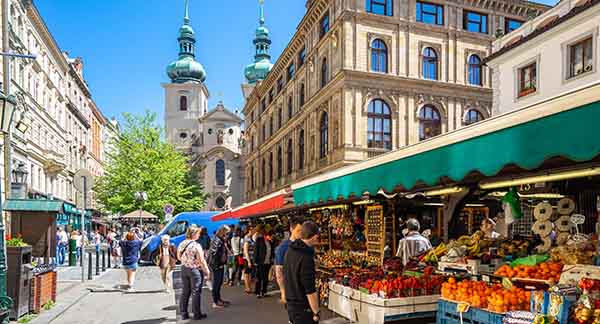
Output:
top-left (180, 266), bottom-right (204, 320)
top-left (57, 244), bottom-right (66, 265)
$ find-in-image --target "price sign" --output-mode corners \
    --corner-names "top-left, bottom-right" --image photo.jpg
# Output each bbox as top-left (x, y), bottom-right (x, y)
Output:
top-left (571, 214), bottom-right (585, 225)
top-left (365, 205), bottom-right (384, 262)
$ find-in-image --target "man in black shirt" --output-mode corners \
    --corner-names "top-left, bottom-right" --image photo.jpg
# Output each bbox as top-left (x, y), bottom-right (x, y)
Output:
top-left (284, 221), bottom-right (320, 324)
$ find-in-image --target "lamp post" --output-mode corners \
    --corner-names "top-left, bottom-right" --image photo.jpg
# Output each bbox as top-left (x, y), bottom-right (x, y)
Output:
top-left (134, 191), bottom-right (148, 228)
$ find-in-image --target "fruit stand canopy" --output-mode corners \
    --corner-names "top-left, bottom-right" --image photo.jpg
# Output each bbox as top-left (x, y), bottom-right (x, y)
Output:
top-left (212, 189), bottom-right (288, 221)
top-left (292, 86), bottom-right (600, 206)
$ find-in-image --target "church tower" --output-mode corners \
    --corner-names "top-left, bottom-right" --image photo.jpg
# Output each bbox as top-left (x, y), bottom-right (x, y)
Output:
top-left (163, 0), bottom-right (209, 152)
top-left (241, 0), bottom-right (274, 100)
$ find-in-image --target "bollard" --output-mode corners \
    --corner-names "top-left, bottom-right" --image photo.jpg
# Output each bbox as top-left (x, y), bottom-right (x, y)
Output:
top-left (88, 252), bottom-right (93, 280)
top-left (80, 247), bottom-right (83, 267)
top-left (107, 247), bottom-right (111, 268)
top-left (96, 249), bottom-right (100, 275)
top-left (102, 249), bottom-right (106, 272)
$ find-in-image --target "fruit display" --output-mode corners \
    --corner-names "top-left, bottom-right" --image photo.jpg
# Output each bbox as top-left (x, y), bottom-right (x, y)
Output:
top-left (441, 278), bottom-right (531, 313)
top-left (319, 250), bottom-right (379, 269)
top-left (551, 243), bottom-right (597, 265)
top-left (494, 261), bottom-right (563, 283)
top-left (497, 240), bottom-right (530, 259)
top-left (335, 266), bottom-right (444, 298)
top-left (383, 257), bottom-right (403, 272)
top-left (421, 243), bottom-right (448, 263)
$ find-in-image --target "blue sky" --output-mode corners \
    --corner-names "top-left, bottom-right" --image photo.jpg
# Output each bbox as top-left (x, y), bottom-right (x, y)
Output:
top-left (36, 0), bottom-right (306, 123)
top-left (36, 0), bottom-right (557, 125)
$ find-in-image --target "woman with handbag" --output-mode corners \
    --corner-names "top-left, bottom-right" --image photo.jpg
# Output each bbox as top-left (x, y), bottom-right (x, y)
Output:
top-left (178, 226), bottom-right (210, 321)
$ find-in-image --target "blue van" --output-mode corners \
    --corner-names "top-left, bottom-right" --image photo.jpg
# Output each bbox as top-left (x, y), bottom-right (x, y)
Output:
top-left (140, 211), bottom-right (237, 263)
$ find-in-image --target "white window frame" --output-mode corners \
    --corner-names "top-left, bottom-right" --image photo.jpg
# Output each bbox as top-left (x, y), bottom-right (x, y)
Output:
top-left (561, 27), bottom-right (598, 83)
top-left (513, 54), bottom-right (541, 102)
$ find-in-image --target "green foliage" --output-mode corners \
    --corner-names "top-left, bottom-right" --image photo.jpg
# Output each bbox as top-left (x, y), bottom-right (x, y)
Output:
top-left (6, 234), bottom-right (29, 247)
top-left (95, 111), bottom-right (207, 221)
top-left (18, 314), bottom-right (37, 323)
top-left (42, 300), bottom-right (55, 311)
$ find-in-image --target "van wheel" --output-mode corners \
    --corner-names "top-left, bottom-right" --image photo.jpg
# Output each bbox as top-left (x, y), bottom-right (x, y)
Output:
top-left (150, 250), bottom-right (159, 266)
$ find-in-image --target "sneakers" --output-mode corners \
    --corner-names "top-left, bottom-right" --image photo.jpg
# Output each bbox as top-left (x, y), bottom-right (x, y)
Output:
top-left (212, 302), bottom-right (225, 309)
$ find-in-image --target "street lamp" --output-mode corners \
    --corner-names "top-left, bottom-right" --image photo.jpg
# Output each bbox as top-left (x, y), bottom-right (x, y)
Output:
top-left (134, 191), bottom-right (148, 228)
top-left (10, 162), bottom-right (28, 200)
top-left (0, 92), bottom-right (16, 133)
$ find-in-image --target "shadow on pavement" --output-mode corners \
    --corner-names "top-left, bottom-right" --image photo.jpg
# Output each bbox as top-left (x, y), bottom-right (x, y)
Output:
top-left (121, 317), bottom-right (176, 324)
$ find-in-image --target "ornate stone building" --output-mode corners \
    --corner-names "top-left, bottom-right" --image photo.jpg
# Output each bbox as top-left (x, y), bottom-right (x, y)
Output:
top-left (242, 0), bottom-right (549, 202)
top-left (163, 1), bottom-right (244, 210)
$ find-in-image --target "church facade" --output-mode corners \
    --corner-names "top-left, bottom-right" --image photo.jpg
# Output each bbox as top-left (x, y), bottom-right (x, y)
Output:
top-left (162, 1), bottom-right (245, 211)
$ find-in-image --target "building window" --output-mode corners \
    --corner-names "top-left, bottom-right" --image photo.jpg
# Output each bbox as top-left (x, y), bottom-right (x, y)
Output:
top-left (366, 0), bottom-right (392, 16)
top-left (250, 166), bottom-right (254, 190)
top-left (269, 116), bottom-right (274, 137)
top-left (298, 47), bottom-right (306, 68)
top-left (320, 112), bottom-right (328, 158)
top-left (464, 109), bottom-right (484, 125)
top-left (422, 47), bottom-right (438, 80)
top-left (320, 12), bottom-right (330, 39)
top-left (299, 83), bottom-right (306, 107)
top-left (278, 108), bottom-right (283, 129)
top-left (269, 152), bottom-right (273, 182)
top-left (179, 96), bottom-right (188, 111)
top-left (179, 132), bottom-right (188, 139)
top-left (505, 18), bottom-right (523, 33)
top-left (262, 158), bottom-right (267, 187)
top-left (569, 37), bottom-right (593, 78)
top-left (468, 54), bottom-right (482, 86)
top-left (261, 98), bottom-right (266, 113)
top-left (262, 124), bottom-right (266, 142)
top-left (216, 159), bottom-right (225, 186)
top-left (371, 39), bottom-right (388, 73)
top-left (464, 11), bottom-right (488, 34)
top-left (287, 63), bottom-right (295, 81)
top-left (269, 88), bottom-right (275, 102)
top-left (419, 105), bottom-right (442, 141)
top-left (518, 62), bottom-right (537, 97)
top-left (277, 145), bottom-right (283, 179)
top-left (321, 58), bottom-right (329, 88)
top-left (299, 129), bottom-right (305, 170)
top-left (287, 138), bottom-right (293, 175)
top-left (367, 99), bottom-right (392, 150)
top-left (416, 1), bottom-right (443, 26)
top-left (288, 96), bottom-right (293, 119)
top-left (215, 197), bottom-right (226, 209)
top-left (277, 77), bottom-right (284, 92)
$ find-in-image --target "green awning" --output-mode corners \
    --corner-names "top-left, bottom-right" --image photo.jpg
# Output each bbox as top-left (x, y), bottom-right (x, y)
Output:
top-left (3, 199), bottom-right (64, 212)
top-left (293, 99), bottom-right (600, 205)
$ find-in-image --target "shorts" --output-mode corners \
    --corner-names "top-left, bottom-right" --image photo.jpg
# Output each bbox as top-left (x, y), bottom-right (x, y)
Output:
top-left (123, 263), bottom-right (138, 270)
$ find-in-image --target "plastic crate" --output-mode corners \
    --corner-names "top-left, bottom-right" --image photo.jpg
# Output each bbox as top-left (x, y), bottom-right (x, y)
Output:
top-left (437, 300), bottom-right (504, 324)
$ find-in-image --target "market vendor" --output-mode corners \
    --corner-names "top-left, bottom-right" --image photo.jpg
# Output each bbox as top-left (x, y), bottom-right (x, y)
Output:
top-left (396, 219), bottom-right (433, 266)
top-left (481, 218), bottom-right (501, 239)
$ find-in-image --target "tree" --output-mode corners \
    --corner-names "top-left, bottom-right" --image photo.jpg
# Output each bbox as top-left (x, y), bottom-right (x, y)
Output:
top-left (95, 111), bottom-right (207, 222)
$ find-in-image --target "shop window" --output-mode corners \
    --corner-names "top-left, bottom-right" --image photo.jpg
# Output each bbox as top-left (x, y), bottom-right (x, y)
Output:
top-left (371, 39), bottom-right (388, 73)
top-left (419, 105), bottom-right (441, 141)
top-left (320, 112), bottom-right (329, 158)
top-left (468, 54), bottom-right (482, 86)
top-left (366, 0), bottom-right (393, 16)
top-left (464, 109), bottom-right (484, 125)
top-left (518, 62), bottom-right (537, 97)
top-left (367, 99), bottom-right (392, 150)
top-left (568, 37), bottom-right (593, 79)
top-left (416, 1), bottom-right (444, 26)
top-left (464, 11), bottom-right (488, 34)
top-left (422, 47), bottom-right (438, 80)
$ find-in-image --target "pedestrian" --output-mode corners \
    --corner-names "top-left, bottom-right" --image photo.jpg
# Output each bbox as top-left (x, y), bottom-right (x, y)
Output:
top-left (229, 227), bottom-right (243, 286)
top-left (110, 233), bottom-right (122, 268)
top-left (396, 218), bottom-right (433, 266)
top-left (57, 227), bottom-right (69, 265)
top-left (158, 235), bottom-right (177, 292)
top-left (178, 225), bottom-right (210, 321)
top-left (242, 226), bottom-right (255, 294)
top-left (71, 230), bottom-right (82, 263)
top-left (93, 230), bottom-right (102, 254)
top-left (253, 225), bottom-right (272, 299)
top-left (119, 232), bottom-right (143, 292)
top-left (208, 225), bottom-right (231, 309)
top-left (275, 216), bottom-right (305, 305)
top-left (284, 221), bottom-right (321, 324)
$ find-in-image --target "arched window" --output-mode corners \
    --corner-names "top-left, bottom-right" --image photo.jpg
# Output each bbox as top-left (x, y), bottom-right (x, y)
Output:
top-left (367, 99), bottom-right (392, 150)
top-left (371, 39), bottom-right (388, 73)
top-left (215, 197), bottom-right (226, 209)
top-left (419, 105), bottom-right (442, 141)
top-left (320, 112), bottom-right (329, 158)
top-left (179, 96), bottom-right (188, 111)
top-left (299, 129), bottom-right (305, 170)
top-left (287, 138), bottom-right (293, 175)
top-left (468, 55), bottom-right (482, 86)
top-left (288, 96), bottom-right (293, 119)
top-left (464, 109), bottom-right (484, 125)
top-left (269, 152), bottom-right (273, 182)
top-left (299, 83), bottom-right (306, 107)
top-left (422, 47), bottom-right (438, 80)
top-left (277, 146), bottom-right (283, 179)
top-left (321, 58), bottom-right (329, 88)
top-left (216, 159), bottom-right (225, 186)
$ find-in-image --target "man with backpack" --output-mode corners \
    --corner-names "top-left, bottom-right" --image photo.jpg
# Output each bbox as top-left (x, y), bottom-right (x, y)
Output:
top-left (207, 225), bottom-right (231, 309)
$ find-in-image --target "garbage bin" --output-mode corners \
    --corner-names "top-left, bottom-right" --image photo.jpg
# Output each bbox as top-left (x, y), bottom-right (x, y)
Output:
top-left (68, 239), bottom-right (77, 266)
top-left (7, 245), bottom-right (32, 319)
